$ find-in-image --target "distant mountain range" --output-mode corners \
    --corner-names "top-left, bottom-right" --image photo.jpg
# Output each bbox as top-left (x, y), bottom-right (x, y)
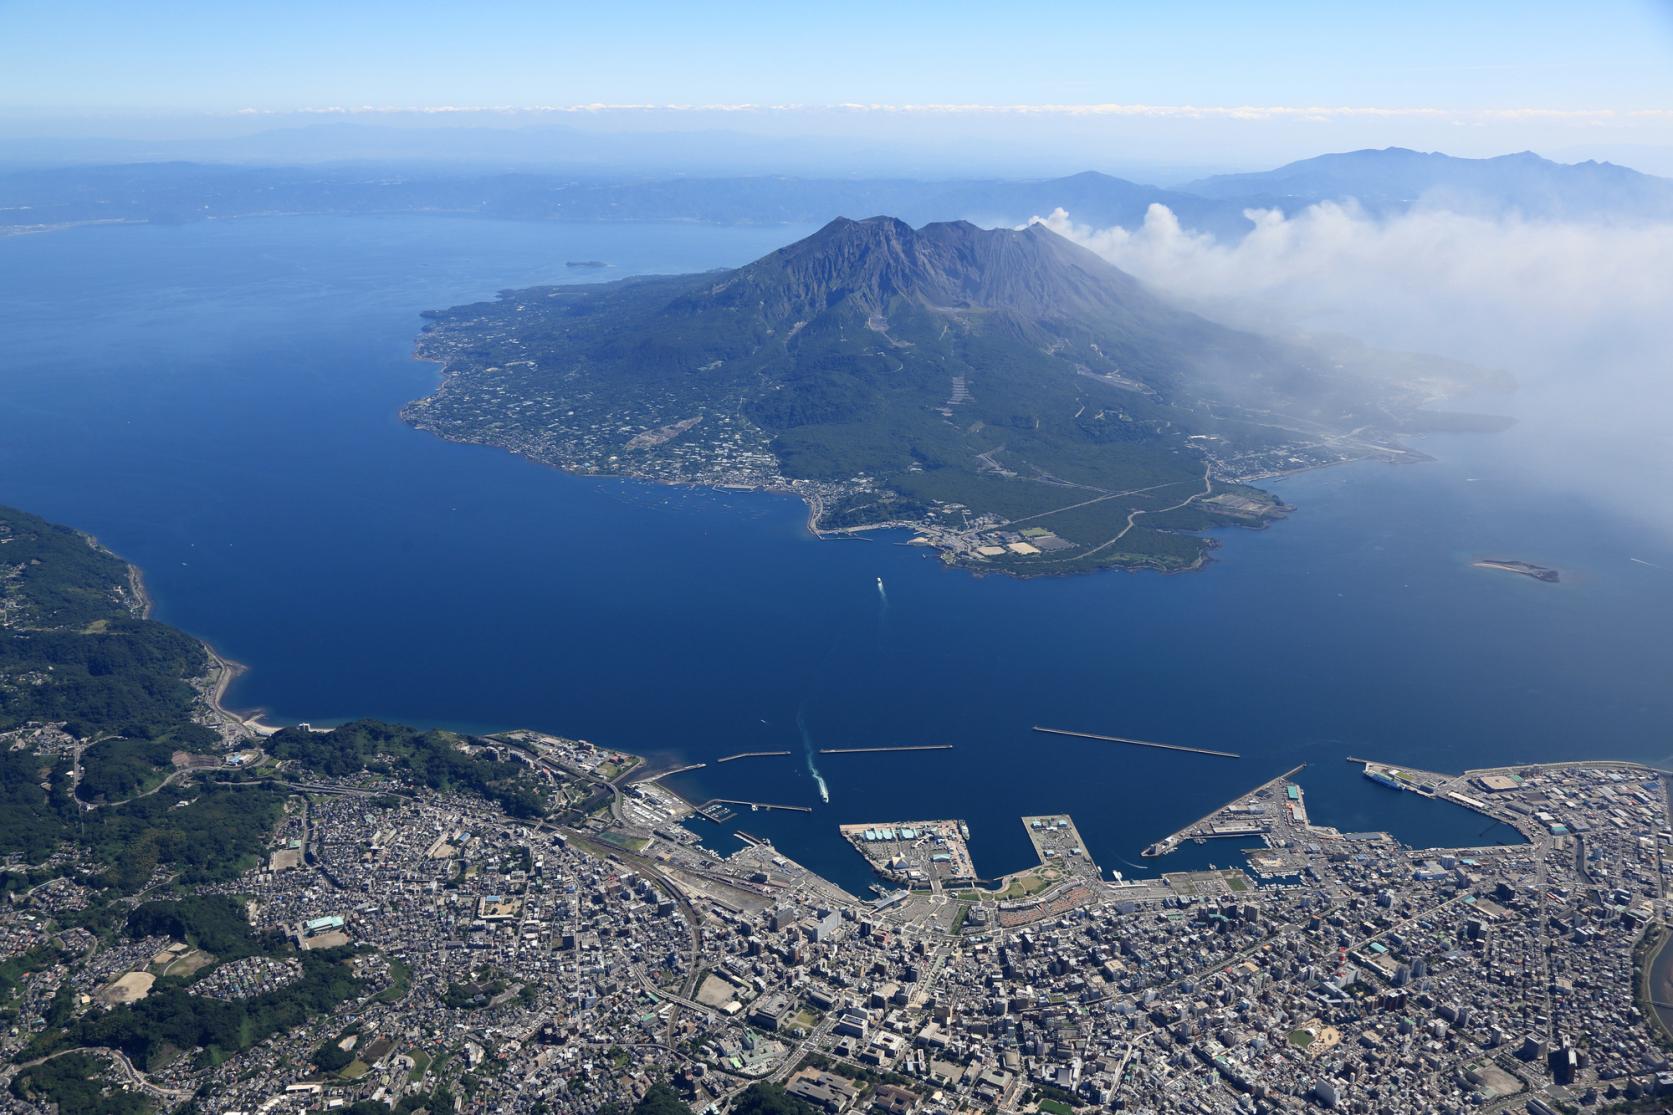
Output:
top-left (1180, 147), bottom-right (1673, 221)
top-left (408, 216), bottom-right (1490, 575)
top-left (3, 146), bottom-right (1669, 238)
top-left (0, 162), bottom-right (1256, 237)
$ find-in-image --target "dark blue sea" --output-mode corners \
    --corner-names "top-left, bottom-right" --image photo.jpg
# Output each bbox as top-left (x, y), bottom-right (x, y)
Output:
top-left (4, 216), bottom-right (1670, 894)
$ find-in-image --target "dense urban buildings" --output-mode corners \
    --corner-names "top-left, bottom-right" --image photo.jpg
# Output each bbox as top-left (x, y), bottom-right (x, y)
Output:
top-left (5, 660), bottom-right (1669, 1115)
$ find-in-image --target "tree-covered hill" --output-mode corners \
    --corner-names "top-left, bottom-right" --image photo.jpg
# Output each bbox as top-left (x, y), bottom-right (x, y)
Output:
top-left (268, 719), bottom-right (551, 819)
top-left (0, 505), bottom-right (280, 894)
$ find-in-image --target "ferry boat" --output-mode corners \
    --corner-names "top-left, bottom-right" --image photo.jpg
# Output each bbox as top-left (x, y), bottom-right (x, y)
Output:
top-left (1364, 767), bottom-right (1405, 791)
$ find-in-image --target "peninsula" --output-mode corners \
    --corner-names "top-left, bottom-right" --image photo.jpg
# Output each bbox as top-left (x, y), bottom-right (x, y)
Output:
top-left (408, 217), bottom-right (1492, 576)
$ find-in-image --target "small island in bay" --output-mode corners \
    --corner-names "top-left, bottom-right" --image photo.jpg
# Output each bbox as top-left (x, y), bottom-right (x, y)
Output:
top-left (1474, 558), bottom-right (1561, 583)
top-left (410, 217), bottom-right (1499, 576)
top-left (564, 259), bottom-right (608, 268)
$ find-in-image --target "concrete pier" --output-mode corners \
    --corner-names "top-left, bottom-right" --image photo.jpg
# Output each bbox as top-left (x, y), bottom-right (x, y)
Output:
top-left (703, 798), bottom-right (814, 814)
top-left (1033, 726), bottom-right (1239, 759)
top-left (1142, 763), bottom-right (1306, 857)
top-left (637, 762), bottom-right (707, 783)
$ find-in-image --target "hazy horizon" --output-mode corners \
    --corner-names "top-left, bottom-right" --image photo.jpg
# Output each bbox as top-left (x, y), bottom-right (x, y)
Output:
top-left (3, 109), bottom-right (1672, 182)
top-left (5, 0), bottom-right (1673, 177)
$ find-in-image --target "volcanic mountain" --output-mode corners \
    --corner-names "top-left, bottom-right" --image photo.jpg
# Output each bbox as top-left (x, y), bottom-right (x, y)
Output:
top-left (408, 217), bottom-right (1485, 574)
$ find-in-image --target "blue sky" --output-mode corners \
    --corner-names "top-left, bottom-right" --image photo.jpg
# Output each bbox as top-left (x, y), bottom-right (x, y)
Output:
top-left (2, 1), bottom-right (1671, 171)
top-left (4, 0), bottom-right (1671, 111)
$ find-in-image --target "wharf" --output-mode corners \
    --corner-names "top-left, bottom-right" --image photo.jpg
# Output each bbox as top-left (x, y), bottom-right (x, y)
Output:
top-left (1033, 726), bottom-right (1239, 759)
top-left (1350, 757), bottom-right (1545, 836)
top-left (703, 798), bottom-right (813, 814)
top-left (1356, 759), bottom-right (1453, 797)
top-left (839, 819), bottom-right (975, 889)
top-left (1143, 763), bottom-right (1306, 857)
top-left (637, 762), bottom-right (707, 783)
top-left (1021, 814), bottom-right (1101, 878)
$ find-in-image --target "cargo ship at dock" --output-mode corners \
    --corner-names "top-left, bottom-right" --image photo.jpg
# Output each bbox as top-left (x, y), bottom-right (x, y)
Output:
top-left (1364, 766), bottom-right (1406, 791)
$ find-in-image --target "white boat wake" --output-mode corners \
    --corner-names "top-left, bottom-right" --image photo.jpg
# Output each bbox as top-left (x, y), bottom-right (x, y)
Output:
top-left (797, 704), bottom-right (829, 803)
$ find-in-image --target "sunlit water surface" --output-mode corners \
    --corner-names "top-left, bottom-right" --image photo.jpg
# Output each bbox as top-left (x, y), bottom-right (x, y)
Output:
top-left (3, 216), bottom-right (1669, 892)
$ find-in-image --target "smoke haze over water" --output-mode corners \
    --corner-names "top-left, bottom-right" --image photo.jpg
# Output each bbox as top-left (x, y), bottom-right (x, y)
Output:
top-left (1034, 203), bottom-right (1673, 541)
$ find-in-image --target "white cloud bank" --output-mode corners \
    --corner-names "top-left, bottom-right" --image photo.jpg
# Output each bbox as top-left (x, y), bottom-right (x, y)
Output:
top-left (1035, 203), bottom-right (1673, 541)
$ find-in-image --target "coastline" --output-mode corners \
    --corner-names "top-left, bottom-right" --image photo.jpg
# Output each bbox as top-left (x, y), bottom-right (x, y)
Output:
top-left (125, 558), bottom-right (153, 620)
top-left (93, 528), bottom-right (284, 739)
top-left (400, 382), bottom-right (1251, 580)
top-left (202, 645), bottom-right (280, 738)
top-left (405, 333), bottom-right (1454, 582)
top-left (118, 546), bottom-right (282, 738)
